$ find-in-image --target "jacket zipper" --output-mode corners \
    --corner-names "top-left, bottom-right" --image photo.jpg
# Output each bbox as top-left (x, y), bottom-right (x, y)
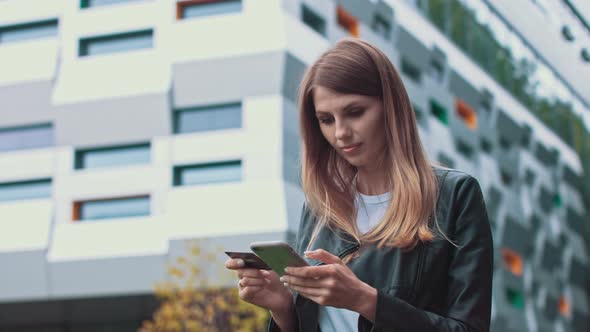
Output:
top-left (338, 243), bottom-right (360, 261)
top-left (413, 245), bottom-right (425, 301)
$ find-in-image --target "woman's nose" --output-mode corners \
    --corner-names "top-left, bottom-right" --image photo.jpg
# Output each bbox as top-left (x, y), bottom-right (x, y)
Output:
top-left (335, 120), bottom-right (352, 140)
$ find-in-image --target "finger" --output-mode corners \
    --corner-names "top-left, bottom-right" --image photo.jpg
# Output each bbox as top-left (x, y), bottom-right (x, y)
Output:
top-left (280, 275), bottom-right (324, 288)
top-left (240, 277), bottom-right (270, 287)
top-left (286, 264), bottom-right (337, 278)
top-left (225, 258), bottom-right (246, 269)
top-left (304, 249), bottom-right (343, 265)
top-left (239, 286), bottom-right (264, 300)
top-left (286, 283), bottom-right (325, 298)
top-left (237, 269), bottom-right (265, 279)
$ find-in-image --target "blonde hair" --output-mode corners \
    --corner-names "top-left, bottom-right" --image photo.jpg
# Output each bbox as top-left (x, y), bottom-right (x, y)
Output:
top-left (299, 38), bottom-right (440, 256)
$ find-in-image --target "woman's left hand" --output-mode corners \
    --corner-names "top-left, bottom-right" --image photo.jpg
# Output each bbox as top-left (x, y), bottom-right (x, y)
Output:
top-left (280, 249), bottom-right (377, 320)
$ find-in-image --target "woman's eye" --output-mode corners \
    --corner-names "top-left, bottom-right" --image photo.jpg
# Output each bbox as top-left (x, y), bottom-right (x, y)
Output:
top-left (318, 118), bottom-right (334, 124)
top-left (349, 109), bottom-right (364, 117)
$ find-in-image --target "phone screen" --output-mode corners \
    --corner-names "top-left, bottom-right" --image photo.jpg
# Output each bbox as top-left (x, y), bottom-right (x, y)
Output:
top-left (250, 242), bottom-right (309, 276)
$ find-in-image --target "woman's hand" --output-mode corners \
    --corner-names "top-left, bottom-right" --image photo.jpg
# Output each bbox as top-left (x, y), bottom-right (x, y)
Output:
top-left (225, 258), bottom-right (293, 314)
top-left (280, 249), bottom-right (378, 321)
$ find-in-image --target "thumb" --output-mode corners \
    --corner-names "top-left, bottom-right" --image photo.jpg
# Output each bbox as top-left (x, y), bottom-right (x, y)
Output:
top-left (304, 249), bottom-right (343, 265)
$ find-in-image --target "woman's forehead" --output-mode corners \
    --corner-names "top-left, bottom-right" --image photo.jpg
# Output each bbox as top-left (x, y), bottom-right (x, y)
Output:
top-left (313, 86), bottom-right (375, 112)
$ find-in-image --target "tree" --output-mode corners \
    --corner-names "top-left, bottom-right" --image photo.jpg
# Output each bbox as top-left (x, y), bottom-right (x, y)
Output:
top-left (139, 240), bottom-right (269, 332)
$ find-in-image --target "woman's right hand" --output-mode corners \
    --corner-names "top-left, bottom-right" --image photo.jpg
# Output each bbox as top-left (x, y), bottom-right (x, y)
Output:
top-left (225, 258), bottom-right (293, 313)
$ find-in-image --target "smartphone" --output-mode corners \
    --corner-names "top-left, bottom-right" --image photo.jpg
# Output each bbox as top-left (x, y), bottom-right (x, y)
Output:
top-left (249, 241), bottom-right (309, 276)
top-left (225, 251), bottom-right (272, 270)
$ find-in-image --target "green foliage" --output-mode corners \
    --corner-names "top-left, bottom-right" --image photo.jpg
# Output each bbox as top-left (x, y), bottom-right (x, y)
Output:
top-left (139, 241), bottom-right (269, 332)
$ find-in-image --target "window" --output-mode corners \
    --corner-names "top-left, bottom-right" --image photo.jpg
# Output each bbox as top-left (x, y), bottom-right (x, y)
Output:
top-left (371, 14), bottom-right (390, 39)
top-left (174, 102), bottom-right (242, 134)
top-left (336, 6), bottom-right (359, 37)
top-left (73, 196), bottom-right (150, 221)
top-left (177, 0), bottom-right (242, 20)
top-left (0, 179), bottom-right (51, 202)
top-left (400, 57), bottom-right (421, 83)
top-left (78, 29), bottom-right (153, 57)
top-left (0, 19), bottom-right (58, 44)
top-left (80, 0), bottom-right (142, 8)
top-left (0, 124), bottom-right (54, 152)
top-left (479, 138), bottom-right (492, 154)
top-left (429, 99), bottom-right (448, 125)
top-left (437, 152), bottom-right (454, 168)
top-left (173, 160), bottom-right (241, 186)
top-left (74, 143), bottom-right (150, 170)
top-left (455, 140), bottom-right (474, 159)
top-left (455, 98), bottom-right (477, 129)
top-left (301, 5), bottom-right (326, 37)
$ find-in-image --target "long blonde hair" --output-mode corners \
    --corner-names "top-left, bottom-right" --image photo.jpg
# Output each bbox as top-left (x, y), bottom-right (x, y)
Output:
top-left (299, 38), bottom-right (439, 252)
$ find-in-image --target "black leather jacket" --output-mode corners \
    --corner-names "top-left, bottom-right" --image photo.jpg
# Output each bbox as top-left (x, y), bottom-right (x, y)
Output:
top-left (268, 169), bottom-right (493, 331)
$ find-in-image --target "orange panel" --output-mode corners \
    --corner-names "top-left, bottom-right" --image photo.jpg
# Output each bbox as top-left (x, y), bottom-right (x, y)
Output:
top-left (337, 6), bottom-right (359, 37)
top-left (501, 248), bottom-right (523, 276)
top-left (559, 297), bottom-right (571, 317)
top-left (72, 202), bottom-right (80, 222)
top-left (455, 98), bottom-right (478, 130)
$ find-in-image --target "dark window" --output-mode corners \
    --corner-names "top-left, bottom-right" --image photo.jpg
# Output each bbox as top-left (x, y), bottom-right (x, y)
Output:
top-left (0, 179), bottom-right (51, 202)
top-left (0, 19), bottom-right (58, 44)
top-left (371, 14), bottom-right (391, 39)
top-left (480, 138), bottom-right (492, 154)
top-left (437, 152), bottom-right (455, 168)
top-left (80, 0), bottom-right (142, 8)
top-left (173, 160), bottom-right (241, 186)
top-left (301, 5), bottom-right (326, 37)
top-left (177, 0), bottom-right (242, 20)
top-left (75, 143), bottom-right (150, 169)
top-left (400, 57), bottom-right (421, 83)
top-left (455, 140), bottom-right (474, 159)
top-left (75, 196), bottom-right (150, 221)
top-left (174, 102), bottom-right (242, 133)
top-left (79, 29), bottom-right (153, 57)
top-left (0, 124), bottom-right (54, 152)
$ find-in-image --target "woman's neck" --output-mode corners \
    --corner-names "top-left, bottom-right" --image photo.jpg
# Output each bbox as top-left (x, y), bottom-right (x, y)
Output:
top-left (356, 168), bottom-right (389, 196)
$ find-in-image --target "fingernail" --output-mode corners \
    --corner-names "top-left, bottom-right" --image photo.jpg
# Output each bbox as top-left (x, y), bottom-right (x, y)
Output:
top-left (236, 259), bottom-right (245, 267)
top-left (283, 282), bottom-right (289, 287)
top-left (279, 276), bottom-right (285, 282)
top-left (284, 267), bottom-right (290, 273)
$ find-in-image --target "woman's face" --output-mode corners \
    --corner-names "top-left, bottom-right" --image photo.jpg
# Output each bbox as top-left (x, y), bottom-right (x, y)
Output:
top-left (313, 86), bottom-right (387, 171)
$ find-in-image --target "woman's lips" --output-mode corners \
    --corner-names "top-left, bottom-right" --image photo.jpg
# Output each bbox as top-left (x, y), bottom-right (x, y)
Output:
top-left (341, 143), bottom-right (361, 154)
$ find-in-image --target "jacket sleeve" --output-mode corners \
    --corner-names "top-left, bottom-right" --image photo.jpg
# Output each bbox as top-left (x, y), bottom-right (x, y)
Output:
top-left (267, 203), bottom-right (309, 332)
top-left (359, 176), bottom-right (494, 332)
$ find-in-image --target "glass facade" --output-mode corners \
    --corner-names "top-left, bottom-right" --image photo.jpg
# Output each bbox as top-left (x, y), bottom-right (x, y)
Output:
top-left (179, 0), bottom-right (242, 19)
top-left (77, 196), bottom-right (150, 221)
top-left (173, 160), bottom-right (241, 186)
top-left (78, 30), bottom-right (153, 57)
top-left (0, 124), bottom-right (54, 152)
top-left (0, 179), bottom-right (52, 202)
top-left (80, 0), bottom-right (143, 9)
top-left (74, 143), bottom-right (150, 169)
top-left (174, 102), bottom-right (242, 134)
top-left (302, 5), bottom-right (326, 37)
top-left (0, 19), bottom-right (58, 44)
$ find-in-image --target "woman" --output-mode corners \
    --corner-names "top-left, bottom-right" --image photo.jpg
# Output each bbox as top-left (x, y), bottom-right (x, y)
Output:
top-left (226, 38), bottom-right (493, 332)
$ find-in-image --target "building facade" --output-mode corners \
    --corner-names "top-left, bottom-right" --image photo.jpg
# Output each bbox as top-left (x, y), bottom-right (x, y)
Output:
top-left (0, 0), bottom-right (588, 331)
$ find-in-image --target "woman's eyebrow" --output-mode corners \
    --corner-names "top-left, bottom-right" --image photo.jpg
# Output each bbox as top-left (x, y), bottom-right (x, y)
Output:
top-left (315, 102), bottom-right (363, 114)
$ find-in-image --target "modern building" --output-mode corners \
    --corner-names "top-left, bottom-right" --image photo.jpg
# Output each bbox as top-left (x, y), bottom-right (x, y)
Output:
top-left (0, 0), bottom-right (587, 331)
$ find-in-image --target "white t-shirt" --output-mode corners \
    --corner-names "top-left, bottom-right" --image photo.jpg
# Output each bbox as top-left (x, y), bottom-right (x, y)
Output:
top-left (318, 191), bottom-right (391, 332)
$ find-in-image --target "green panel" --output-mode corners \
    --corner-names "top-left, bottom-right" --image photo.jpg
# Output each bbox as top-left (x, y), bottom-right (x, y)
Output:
top-left (505, 288), bottom-right (524, 309)
top-left (430, 99), bottom-right (448, 125)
